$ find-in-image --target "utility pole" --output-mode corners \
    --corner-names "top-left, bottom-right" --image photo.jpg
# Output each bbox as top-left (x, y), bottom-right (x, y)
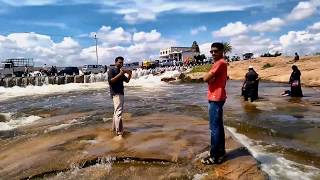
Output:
top-left (94, 34), bottom-right (99, 65)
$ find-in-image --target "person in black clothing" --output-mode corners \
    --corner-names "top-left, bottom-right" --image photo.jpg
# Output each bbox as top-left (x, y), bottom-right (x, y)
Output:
top-left (289, 65), bottom-right (303, 97)
top-left (108, 56), bottom-right (132, 138)
top-left (242, 66), bottom-right (260, 102)
top-left (104, 65), bottom-right (108, 73)
top-left (24, 65), bottom-right (29, 77)
top-left (294, 52), bottom-right (299, 62)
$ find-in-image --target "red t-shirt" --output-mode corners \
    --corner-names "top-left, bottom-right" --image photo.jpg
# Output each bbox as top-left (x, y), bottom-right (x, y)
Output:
top-left (207, 58), bottom-right (227, 101)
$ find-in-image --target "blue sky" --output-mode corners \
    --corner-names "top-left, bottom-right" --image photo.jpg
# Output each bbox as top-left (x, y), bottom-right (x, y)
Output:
top-left (0, 0), bottom-right (319, 66)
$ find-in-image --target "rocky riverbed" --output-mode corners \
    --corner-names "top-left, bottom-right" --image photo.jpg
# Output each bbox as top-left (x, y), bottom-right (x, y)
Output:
top-left (0, 112), bottom-right (267, 179)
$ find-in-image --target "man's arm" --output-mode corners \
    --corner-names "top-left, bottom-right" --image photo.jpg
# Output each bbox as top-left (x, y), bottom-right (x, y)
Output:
top-left (109, 69), bottom-right (125, 84)
top-left (123, 70), bottom-right (132, 83)
top-left (203, 62), bottom-right (221, 82)
top-left (242, 74), bottom-right (247, 87)
top-left (203, 72), bottom-right (215, 82)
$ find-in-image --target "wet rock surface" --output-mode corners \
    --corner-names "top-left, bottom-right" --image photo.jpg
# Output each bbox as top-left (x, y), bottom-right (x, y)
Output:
top-left (0, 113), bottom-right (267, 179)
top-left (179, 72), bottom-right (205, 83)
top-left (161, 77), bottom-right (176, 82)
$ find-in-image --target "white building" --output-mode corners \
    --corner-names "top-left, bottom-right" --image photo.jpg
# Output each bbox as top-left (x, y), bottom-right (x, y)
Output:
top-left (160, 47), bottom-right (192, 61)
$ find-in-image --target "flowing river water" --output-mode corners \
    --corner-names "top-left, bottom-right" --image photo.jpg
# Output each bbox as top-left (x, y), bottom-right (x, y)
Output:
top-left (0, 71), bottom-right (320, 179)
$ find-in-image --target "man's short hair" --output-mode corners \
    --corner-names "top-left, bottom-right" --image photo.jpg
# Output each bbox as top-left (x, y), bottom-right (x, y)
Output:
top-left (115, 56), bottom-right (124, 63)
top-left (211, 42), bottom-right (224, 51)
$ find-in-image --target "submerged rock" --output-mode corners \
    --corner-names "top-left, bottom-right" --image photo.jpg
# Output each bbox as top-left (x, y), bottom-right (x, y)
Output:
top-left (0, 114), bottom-right (8, 122)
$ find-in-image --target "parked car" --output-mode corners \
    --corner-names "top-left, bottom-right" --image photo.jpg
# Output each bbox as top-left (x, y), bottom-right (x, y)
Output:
top-left (82, 65), bottom-right (104, 75)
top-left (58, 67), bottom-right (79, 76)
top-left (159, 59), bottom-right (174, 67)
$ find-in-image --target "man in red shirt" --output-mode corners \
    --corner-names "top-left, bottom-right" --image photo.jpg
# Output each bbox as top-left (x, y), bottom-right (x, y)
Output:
top-left (202, 42), bottom-right (228, 165)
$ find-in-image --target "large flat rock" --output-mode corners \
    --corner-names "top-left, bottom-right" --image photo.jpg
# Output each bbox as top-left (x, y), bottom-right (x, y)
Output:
top-left (0, 113), bottom-right (267, 179)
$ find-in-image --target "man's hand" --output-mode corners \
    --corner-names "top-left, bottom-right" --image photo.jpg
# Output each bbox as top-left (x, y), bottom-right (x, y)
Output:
top-left (122, 69), bottom-right (132, 75)
top-left (126, 69), bottom-right (132, 75)
top-left (120, 69), bottom-right (125, 75)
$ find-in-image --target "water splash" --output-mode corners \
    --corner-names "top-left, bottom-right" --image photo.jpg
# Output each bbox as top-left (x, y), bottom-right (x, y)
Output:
top-left (227, 127), bottom-right (320, 180)
top-left (0, 113), bottom-right (42, 131)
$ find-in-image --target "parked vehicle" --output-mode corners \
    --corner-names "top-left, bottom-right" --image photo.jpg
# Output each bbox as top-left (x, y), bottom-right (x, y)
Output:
top-left (123, 62), bottom-right (140, 70)
top-left (159, 59), bottom-right (174, 67)
top-left (141, 60), bottom-right (158, 69)
top-left (0, 58), bottom-right (34, 77)
top-left (82, 64), bottom-right (104, 75)
top-left (58, 67), bottom-right (79, 76)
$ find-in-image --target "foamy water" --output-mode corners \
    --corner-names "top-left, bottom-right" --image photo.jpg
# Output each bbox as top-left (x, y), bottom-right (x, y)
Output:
top-left (127, 70), bottom-right (180, 87)
top-left (0, 70), bottom-right (180, 102)
top-left (0, 113), bottom-right (42, 131)
top-left (0, 82), bottom-right (108, 102)
top-left (227, 127), bottom-right (320, 180)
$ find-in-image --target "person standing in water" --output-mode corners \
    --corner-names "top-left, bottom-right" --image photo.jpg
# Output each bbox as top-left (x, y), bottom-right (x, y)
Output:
top-left (242, 66), bottom-right (259, 102)
top-left (202, 42), bottom-right (228, 165)
top-left (294, 52), bottom-right (299, 62)
top-left (289, 65), bottom-right (303, 97)
top-left (108, 56), bottom-right (132, 138)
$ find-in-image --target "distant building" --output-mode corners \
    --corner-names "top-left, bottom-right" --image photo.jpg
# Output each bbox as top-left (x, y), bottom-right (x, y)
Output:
top-left (159, 47), bottom-right (193, 66)
top-left (160, 47), bottom-right (192, 61)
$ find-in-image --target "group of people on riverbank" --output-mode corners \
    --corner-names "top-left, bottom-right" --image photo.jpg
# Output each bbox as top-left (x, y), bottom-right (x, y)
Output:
top-left (241, 64), bottom-right (303, 102)
top-left (107, 42), bottom-right (304, 166)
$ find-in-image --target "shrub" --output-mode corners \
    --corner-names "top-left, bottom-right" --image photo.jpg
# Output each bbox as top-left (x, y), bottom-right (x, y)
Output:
top-left (190, 64), bottom-right (211, 73)
top-left (262, 63), bottom-right (274, 69)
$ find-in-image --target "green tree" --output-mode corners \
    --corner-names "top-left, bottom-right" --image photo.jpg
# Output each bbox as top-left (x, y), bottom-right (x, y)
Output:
top-left (191, 41), bottom-right (200, 54)
top-left (223, 42), bottom-right (232, 56)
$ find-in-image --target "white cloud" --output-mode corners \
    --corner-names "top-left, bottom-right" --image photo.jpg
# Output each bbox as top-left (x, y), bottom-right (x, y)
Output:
top-left (15, 21), bottom-right (67, 29)
top-left (307, 21), bottom-right (320, 31)
top-left (0, 0), bottom-right (59, 6)
top-left (0, 27), bottom-right (177, 66)
top-left (190, 26), bottom-right (207, 35)
top-left (92, 26), bottom-right (132, 46)
top-left (279, 30), bottom-right (320, 55)
top-left (287, 1), bottom-right (319, 21)
top-left (199, 42), bottom-right (212, 56)
top-left (213, 21), bottom-right (248, 37)
top-left (215, 1), bottom-right (320, 35)
top-left (230, 35), bottom-right (278, 55)
top-left (101, 0), bottom-right (266, 24)
top-left (251, 18), bottom-right (286, 32)
top-left (31, 22), bottom-right (67, 29)
top-left (7, 33), bottom-right (54, 48)
top-left (133, 30), bottom-right (161, 42)
top-left (122, 10), bottom-right (157, 24)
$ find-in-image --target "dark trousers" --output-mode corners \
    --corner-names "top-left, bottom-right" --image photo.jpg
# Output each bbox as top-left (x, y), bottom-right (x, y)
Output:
top-left (208, 101), bottom-right (226, 158)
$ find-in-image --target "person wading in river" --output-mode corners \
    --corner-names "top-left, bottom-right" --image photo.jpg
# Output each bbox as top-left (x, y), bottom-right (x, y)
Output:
top-left (202, 42), bottom-right (228, 165)
top-left (242, 66), bottom-right (259, 102)
top-left (108, 56), bottom-right (132, 139)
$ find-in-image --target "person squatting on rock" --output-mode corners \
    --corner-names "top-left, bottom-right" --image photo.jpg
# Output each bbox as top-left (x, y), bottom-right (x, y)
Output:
top-left (289, 65), bottom-right (303, 97)
top-left (202, 42), bottom-right (228, 165)
top-left (108, 56), bottom-right (132, 138)
top-left (242, 66), bottom-right (260, 102)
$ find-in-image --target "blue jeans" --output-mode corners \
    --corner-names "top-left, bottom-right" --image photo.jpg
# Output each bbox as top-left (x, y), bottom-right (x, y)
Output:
top-left (208, 101), bottom-right (226, 158)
